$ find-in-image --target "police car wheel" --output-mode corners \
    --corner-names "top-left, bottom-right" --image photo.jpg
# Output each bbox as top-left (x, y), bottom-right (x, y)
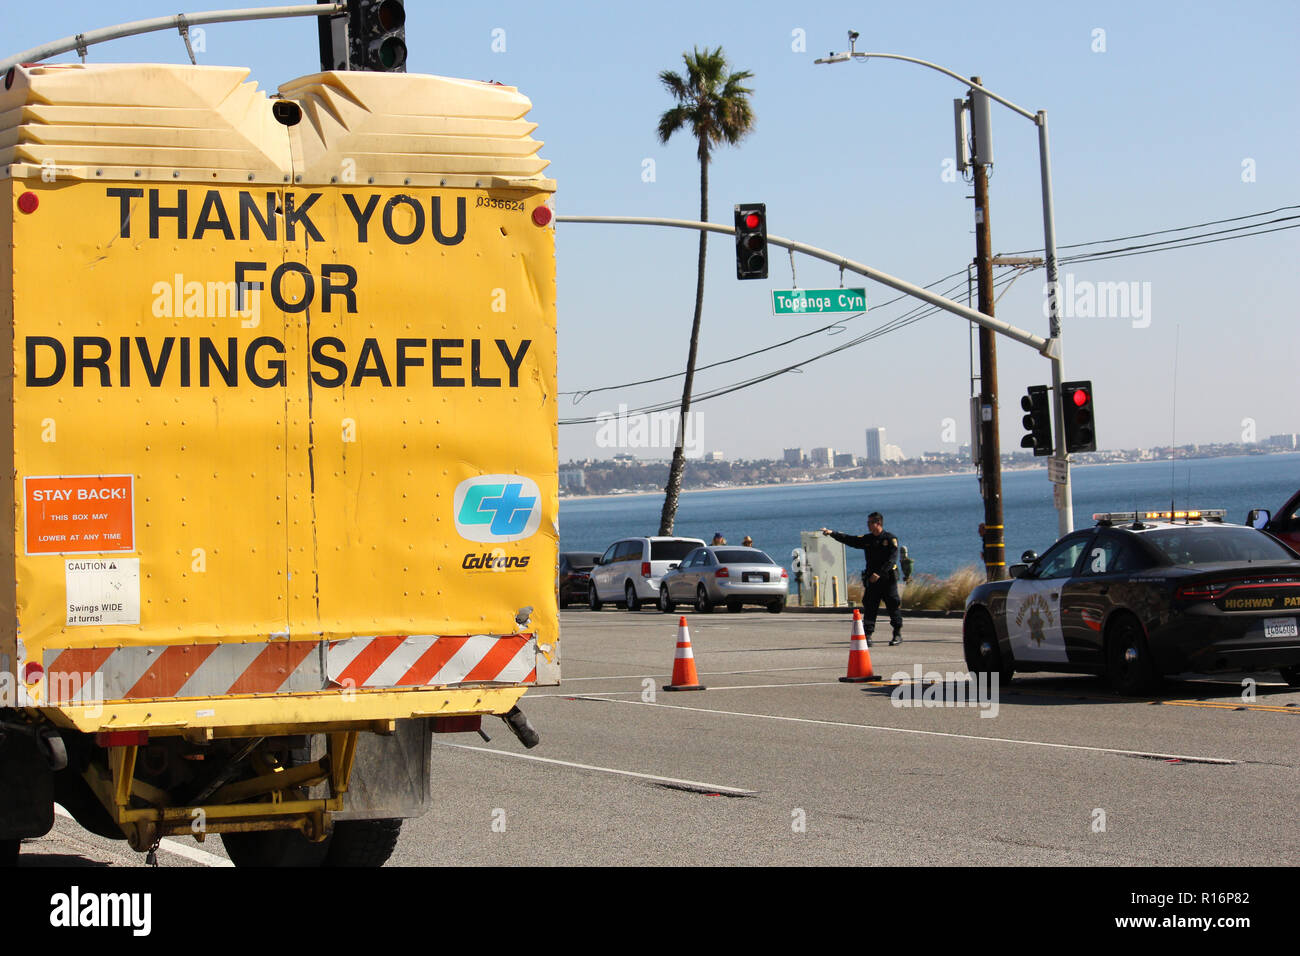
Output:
top-left (1280, 665), bottom-right (1300, 688)
top-left (963, 608), bottom-right (1012, 684)
top-left (659, 586), bottom-right (675, 613)
top-left (588, 583), bottom-right (603, 612)
top-left (1105, 613), bottom-right (1158, 696)
top-left (695, 585), bottom-right (713, 614)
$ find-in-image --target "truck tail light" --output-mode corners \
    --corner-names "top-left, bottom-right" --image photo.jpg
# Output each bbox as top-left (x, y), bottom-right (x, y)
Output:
top-left (432, 715), bottom-right (482, 734)
top-left (96, 731), bottom-right (149, 747)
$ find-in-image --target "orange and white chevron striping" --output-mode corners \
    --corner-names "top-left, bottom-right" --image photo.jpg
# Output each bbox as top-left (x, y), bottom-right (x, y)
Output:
top-left (39, 634), bottom-right (536, 703)
top-left (326, 634), bottom-right (537, 689)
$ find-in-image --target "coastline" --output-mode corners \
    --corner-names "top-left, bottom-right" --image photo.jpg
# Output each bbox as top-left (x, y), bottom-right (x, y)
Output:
top-left (560, 465), bottom-right (1022, 503)
top-left (558, 451), bottom-right (1299, 504)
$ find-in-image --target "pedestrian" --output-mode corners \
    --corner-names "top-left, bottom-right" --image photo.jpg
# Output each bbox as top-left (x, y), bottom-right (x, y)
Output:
top-left (819, 511), bottom-right (903, 646)
top-left (711, 532), bottom-right (727, 545)
top-left (742, 535), bottom-right (753, 547)
top-left (900, 545), bottom-right (914, 583)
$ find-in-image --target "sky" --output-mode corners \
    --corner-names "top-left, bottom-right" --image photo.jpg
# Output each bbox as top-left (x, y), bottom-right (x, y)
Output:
top-left (7, 1), bottom-right (1299, 463)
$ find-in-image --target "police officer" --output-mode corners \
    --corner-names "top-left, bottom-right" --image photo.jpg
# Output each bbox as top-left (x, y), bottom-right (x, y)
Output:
top-left (820, 512), bottom-right (903, 646)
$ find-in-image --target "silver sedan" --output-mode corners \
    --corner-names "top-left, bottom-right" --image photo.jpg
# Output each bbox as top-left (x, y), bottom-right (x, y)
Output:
top-left (658, 546), bottom-right (789, 614)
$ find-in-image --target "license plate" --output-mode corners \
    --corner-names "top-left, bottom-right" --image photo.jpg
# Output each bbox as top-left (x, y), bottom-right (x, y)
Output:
top-left (1264, 618), bottom-right (1298, 639)
top-left (743, 572), bottom-right (767, 583)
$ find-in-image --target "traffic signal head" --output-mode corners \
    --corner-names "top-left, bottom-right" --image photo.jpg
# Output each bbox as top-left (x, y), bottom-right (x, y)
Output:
top-left (1019, 384), bottom-right (1052, 457)
top-left (1061, 380), bottom-right (1096, 453)
top-left (350, 0), bottom-right (407, 72)
top-left (734, 203), bottom-right (768, 280)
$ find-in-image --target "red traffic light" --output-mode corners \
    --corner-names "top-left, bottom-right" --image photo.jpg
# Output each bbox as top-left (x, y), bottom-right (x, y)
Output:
top-left (733, 202), bottom-right (768, 280)
top-left (1071, 387), bottom-right (1090, 407)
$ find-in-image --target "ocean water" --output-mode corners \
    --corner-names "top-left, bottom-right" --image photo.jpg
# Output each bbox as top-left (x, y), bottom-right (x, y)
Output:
top-left (558, 453), bottom-right (1300, 580)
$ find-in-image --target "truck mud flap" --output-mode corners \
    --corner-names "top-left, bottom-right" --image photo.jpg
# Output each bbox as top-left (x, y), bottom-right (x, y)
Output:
top-left (0, 724), bottom-right (54, 840)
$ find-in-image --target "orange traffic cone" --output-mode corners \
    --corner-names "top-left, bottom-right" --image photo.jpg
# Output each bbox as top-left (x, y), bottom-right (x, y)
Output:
top-left (839, 609), bottom-right (881, 683)
top-left (663, 616), bottom-right (706, 692)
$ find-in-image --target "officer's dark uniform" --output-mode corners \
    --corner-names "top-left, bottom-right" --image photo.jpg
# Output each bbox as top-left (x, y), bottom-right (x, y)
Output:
top-left (829, 527), bottom-right (903, 645)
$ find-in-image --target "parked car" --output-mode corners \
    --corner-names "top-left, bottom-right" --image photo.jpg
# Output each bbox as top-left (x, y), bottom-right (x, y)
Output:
top-left (658, 546), bottom-right (789, 614)
top-left (589, 536), bottom-right (706, 611)
top-left (1247, 489), bottom-right (1300, 552)
top-left (557, 551), bottom-right (602, 608)
top-left (963, 509), bottom-right (1300, 694)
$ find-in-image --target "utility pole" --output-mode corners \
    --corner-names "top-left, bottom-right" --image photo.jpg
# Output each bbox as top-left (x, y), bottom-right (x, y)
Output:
top-left (970, 78), bottom-right (1005, 581)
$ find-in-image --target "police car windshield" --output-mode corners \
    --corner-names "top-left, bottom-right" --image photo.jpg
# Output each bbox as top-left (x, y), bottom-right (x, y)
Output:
top-left (714, 549), bottom-right (773, 564)
top-left (1145, 527), bottom-right (1294, 566)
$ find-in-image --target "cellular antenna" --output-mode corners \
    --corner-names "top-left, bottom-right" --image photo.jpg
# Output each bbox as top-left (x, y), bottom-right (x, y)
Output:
top-left (1169, 325), bottom-right (1180, 516)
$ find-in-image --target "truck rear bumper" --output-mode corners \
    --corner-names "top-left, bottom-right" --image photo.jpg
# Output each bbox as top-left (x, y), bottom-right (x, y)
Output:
top-left (34, 684), bottom-right (528, 736)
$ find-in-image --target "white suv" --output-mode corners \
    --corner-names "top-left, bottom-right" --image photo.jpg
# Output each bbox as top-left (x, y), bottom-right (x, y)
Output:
top-left (589, 536), bottom-right (706, 612)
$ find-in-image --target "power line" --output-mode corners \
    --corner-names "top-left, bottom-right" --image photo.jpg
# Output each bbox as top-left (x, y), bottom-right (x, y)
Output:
top-left (559, 204), bottom-right (1297, 423)
top-left (559, 265), bottom-right (970, 400)
top-left (1003, 203), bottom-right (1300, 256)
top-left (560, 270), bottom-right (1018, 424)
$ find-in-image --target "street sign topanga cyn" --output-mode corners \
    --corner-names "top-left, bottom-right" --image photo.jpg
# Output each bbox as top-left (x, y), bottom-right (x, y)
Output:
top-left (772, 288), bottom-right (867, 316)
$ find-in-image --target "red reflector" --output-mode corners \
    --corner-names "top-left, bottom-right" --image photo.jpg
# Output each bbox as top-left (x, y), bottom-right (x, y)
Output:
top-left (1176, 583), bottom-right (1227, 601)
top-left (432, 715), bottom-right (482, 734)
top-left (531, 205), bottom-right (552, 227)
top-left (96, 731), bottom-right (149, 747)
top-left (22, 662), bottom-right (43, 684)
top-left (641, 562), bottom-right (651, 577)
top-left (17, 191), bottom-right (39, 214)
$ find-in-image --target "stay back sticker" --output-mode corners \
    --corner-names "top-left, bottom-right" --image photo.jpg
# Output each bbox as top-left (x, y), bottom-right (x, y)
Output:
top-left (25, 475), bottom-right (135, 555)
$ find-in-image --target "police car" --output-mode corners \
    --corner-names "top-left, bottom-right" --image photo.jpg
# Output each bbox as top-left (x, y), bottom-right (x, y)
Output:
top-left (962, 510), bottom-right (1300, 694)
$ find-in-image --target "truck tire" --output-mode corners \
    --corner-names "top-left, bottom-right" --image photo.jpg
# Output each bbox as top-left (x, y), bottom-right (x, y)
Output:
top-left (221, 828), bottom-right (332, 867)
top-left (325, 818), bottom-right (403, 867)
top-left (1, 838), bottom-right (18, 866)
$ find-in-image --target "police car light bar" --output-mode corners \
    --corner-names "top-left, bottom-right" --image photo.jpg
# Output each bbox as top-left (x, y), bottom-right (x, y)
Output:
top-left (1092, 509), bottom-right (1226, 524)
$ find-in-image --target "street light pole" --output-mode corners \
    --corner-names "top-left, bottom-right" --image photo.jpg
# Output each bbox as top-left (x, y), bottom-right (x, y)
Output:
top-left (815, 34), bottom-right (1074, 535)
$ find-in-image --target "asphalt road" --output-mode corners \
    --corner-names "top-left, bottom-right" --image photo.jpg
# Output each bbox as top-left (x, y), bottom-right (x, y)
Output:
top-left (15, 608), bottom-right (1300, 867)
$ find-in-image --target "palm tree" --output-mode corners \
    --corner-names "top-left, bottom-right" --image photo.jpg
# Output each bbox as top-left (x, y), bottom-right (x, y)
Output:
top-left (655, 46), bottom-right (755, 535)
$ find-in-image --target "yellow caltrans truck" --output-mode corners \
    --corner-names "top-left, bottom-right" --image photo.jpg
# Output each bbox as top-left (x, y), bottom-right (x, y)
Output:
top-left (0, 61), bottom-right (558, 865)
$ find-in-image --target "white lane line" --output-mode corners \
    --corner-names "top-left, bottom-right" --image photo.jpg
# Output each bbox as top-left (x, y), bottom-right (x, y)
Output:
top-left (553, 665), bottom-right (837, 681)
top-left (434, 742), bottom-right (757, 795)
top-left (581, 698), bottom-right (1239, 765)
top-left (538, 661), bottom-right (968, 684)
top-left (54, 805), bottom-right (233, 866)
top-left (528, 681), bottom-right (847, 698)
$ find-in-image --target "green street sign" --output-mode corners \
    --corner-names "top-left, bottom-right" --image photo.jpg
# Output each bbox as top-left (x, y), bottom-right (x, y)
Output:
top-left (771, 288), bottom-right (868, 316)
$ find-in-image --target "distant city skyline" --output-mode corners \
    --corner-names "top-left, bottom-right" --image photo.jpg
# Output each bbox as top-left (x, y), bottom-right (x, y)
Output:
top-left (563, 429), bottom-right (1298, 464)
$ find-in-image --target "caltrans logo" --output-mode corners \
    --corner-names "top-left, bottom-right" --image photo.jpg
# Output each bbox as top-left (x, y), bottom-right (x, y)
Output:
top-left (453, 475), bottom-right (541, 543)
